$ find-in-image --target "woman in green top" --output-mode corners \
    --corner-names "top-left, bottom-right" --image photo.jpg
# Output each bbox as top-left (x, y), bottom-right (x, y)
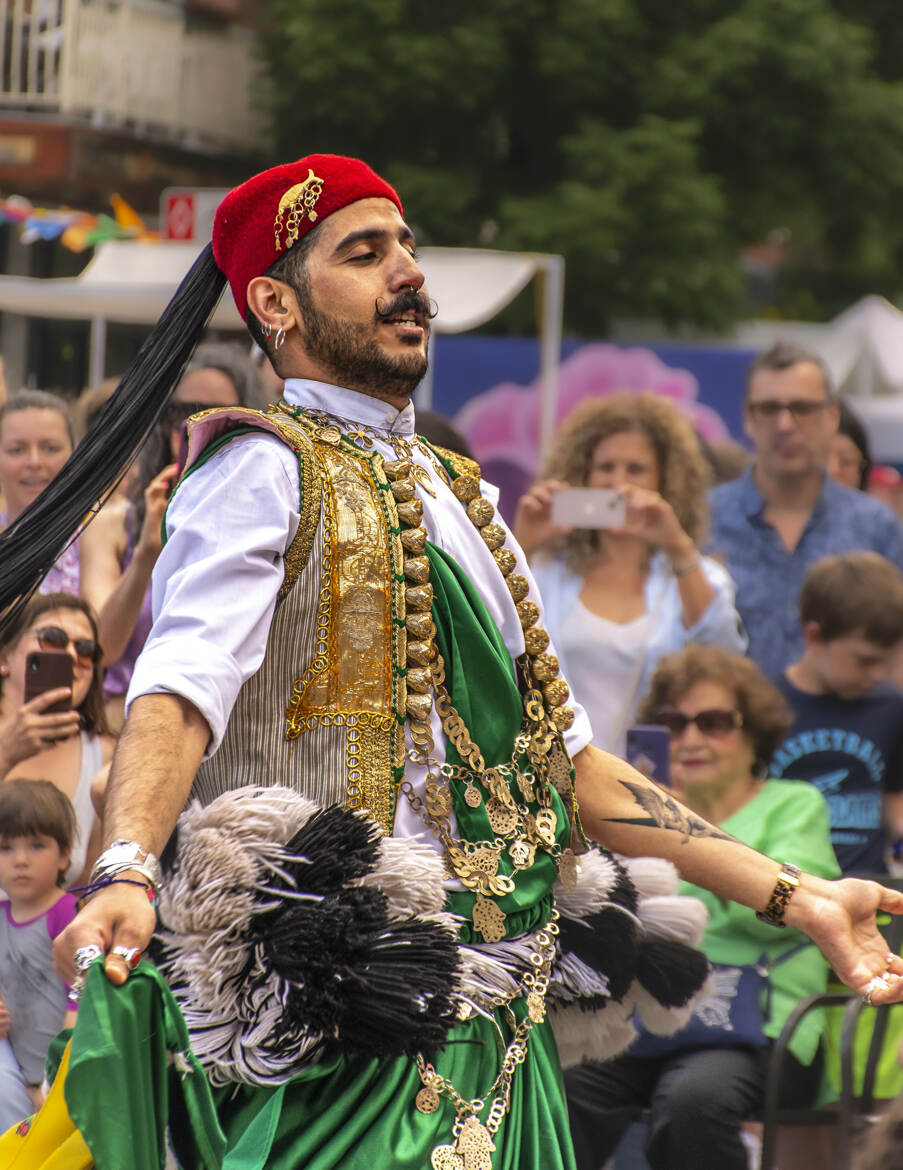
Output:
top-left (565, 645), bottom-right (840, 1170)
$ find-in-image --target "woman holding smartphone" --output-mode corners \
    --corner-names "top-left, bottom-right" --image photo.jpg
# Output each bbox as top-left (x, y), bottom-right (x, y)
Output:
top-left (515, 392), bottom-right (745, 753)
top-left (0, 592), bottom-right (114, 888)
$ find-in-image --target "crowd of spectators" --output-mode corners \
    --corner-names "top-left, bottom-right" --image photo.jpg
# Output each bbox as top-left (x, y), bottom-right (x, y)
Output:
top-left (3, 335), bottom-right (903, 1162)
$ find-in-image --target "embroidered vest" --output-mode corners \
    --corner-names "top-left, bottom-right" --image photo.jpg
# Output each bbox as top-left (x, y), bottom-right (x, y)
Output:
top-left (182, 406), bottom-right (407, 836)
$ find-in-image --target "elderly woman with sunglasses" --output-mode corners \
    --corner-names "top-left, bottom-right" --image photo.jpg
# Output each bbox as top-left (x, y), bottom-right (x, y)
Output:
top-left (0, 593), bottom-right (114, 889)
top-left (565, 644), bottom-right (841, 1170)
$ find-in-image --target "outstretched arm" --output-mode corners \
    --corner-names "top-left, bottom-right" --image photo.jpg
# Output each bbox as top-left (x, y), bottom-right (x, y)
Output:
top-left (574, 744), bottom-right (903, 1002)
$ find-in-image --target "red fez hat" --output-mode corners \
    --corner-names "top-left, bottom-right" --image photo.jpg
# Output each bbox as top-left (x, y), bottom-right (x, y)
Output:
top-left (212, 153), bottom-right (402, 321)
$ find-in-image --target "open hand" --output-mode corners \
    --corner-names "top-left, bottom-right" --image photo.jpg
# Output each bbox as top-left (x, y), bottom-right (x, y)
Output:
top-left (797, 876), bottom-right (903, 1002)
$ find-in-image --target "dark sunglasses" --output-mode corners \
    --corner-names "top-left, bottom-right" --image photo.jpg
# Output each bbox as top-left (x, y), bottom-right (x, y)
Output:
top-left (35, 626), bottom-right (101, 665)
top-left (746, 399), bottom-right (828, 422)
top-left (654, 708), bottom-right (744, 737)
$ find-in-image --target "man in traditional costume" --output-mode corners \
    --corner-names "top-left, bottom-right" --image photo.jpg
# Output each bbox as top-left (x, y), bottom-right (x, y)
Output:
top-left (2, 156), bottom-right (903, 1169)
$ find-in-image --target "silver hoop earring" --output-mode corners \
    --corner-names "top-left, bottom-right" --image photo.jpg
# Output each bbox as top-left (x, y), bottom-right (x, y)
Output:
top-left (274, 327), bottom-right (286, 351)
top-left (260, 321), bottom-right (273, 339)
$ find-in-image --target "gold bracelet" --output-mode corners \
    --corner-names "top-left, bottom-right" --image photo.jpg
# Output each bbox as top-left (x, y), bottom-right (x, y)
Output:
top-left (755, 862), bottom-right (801, 928)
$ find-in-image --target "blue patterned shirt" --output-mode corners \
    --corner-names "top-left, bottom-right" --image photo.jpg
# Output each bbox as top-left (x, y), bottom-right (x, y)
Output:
top-left (708, 469), bottom-right (903, 676)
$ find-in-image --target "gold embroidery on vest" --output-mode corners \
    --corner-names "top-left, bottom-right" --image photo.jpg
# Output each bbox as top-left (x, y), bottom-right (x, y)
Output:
top-left (283, 441), bottom-right (404, 835)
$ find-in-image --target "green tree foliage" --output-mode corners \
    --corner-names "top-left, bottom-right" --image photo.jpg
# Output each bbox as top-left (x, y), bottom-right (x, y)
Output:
top-left (261, 0), bottom-right (903, 332)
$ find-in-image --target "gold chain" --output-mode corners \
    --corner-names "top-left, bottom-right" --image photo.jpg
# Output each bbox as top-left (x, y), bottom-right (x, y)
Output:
top-left (415, 912), bottom-right (559, 1163)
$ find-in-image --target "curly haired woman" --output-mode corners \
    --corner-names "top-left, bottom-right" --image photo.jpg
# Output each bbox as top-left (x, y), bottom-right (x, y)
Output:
top-left (515, 393), bottom-right (746, 753)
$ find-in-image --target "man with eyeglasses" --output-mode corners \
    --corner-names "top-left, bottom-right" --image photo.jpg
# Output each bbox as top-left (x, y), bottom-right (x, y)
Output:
top-left (709, 340), bottom-right (903, 678)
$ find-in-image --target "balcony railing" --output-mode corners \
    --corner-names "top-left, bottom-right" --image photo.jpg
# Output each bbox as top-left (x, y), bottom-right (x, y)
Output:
top-left (0, 0), bottom-right (266, 150)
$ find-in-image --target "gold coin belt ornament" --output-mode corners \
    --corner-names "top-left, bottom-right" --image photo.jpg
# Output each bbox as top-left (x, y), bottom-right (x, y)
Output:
top-left (416, 915), bottom-right (559, 1166)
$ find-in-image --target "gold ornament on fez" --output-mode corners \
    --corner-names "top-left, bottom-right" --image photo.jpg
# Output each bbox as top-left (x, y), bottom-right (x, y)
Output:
top-left (416, 1085), bottom-right (441, 1114)
top-left (466, 845), bottom-right (501, 876)
top-left (472, 892), bottom-right (506, 942)
top-left (274, 169), bottom-right (324, 250)
top-left (426, 784), bottom-right (453, 819)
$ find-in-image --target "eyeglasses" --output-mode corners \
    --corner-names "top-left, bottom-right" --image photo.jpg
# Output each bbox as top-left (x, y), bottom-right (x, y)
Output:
top-left (654, 709), bottom-right (744, 737)
top-left (35, 626), bottom-right (101, 666)
top-left (746, 399), bottom-right (829, 422)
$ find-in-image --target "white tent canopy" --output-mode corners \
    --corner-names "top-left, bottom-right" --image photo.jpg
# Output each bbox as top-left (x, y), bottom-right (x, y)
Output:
top-left (0, 240), bottom-right (564, 444)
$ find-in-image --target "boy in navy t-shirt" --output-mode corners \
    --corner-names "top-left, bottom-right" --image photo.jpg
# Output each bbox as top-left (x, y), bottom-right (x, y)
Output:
top-left (772, 552), bottom-right (903, 874)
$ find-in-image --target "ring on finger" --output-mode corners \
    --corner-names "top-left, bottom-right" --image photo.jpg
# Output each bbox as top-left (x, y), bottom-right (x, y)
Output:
top-left (863, 973), bottom-right (891, 1005)
top-left (109, 945), bottom-right (142, 971)
top-left (74, 943), bottom-right (104, 972)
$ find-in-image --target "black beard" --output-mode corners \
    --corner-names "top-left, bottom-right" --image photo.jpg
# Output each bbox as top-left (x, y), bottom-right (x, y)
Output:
top-left (300, 297), bottom-right (429, 401)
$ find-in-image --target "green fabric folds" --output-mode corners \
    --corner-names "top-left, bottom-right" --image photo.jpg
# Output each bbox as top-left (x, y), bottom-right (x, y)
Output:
top-left (65, 963), bottom-right (575, 1170)
top-left (426, 542), bottom-right (571, 941)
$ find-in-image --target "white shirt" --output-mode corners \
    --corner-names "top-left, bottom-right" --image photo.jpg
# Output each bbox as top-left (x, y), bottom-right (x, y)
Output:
top-left (128, 379), bottom-right (593, 845)
top-left (557, 599), bottom-right (652, 756)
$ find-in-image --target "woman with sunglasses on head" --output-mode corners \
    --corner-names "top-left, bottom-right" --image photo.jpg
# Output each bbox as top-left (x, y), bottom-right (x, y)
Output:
top-left (0, 593), bottom-right (114, 889)
top-left (515, 392), bottom-right (746, 755)
top-left (79, 343), bottom-right (265, 728)
top-left (565, 644), bottom-right (840, 1170)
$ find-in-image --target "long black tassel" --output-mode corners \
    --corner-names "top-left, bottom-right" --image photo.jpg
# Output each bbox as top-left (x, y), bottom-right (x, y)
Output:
top-left (0, 243), bottom-right (226, 634)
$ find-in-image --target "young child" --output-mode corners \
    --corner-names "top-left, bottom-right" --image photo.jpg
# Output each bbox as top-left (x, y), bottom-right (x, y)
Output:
top-left (771, 552), bottom-right (903, 874)
top-left (0, 779), bottom-right (79, 1132)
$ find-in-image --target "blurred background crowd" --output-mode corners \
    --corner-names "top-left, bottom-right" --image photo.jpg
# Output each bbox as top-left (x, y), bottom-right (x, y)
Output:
top-left (6, 1), bottom-right (903, 1166)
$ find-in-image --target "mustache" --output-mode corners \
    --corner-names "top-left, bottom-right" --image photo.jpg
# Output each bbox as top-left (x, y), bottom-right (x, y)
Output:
top-left (374, 288), bottom-right (437, 323)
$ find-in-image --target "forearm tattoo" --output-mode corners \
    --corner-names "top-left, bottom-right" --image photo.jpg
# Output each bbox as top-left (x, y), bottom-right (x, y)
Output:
top-left (605, 778), bottom-right (734, 845)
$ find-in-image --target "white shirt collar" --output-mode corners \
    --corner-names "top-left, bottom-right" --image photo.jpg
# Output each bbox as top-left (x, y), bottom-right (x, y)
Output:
top-left (282, 378), bottom-right (416, 437)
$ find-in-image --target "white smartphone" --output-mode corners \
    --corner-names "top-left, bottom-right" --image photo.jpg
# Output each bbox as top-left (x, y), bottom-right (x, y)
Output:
top-left (551, 488), bottom-right (627, 529)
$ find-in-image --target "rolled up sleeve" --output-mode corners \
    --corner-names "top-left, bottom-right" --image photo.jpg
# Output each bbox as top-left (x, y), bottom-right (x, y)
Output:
top-left (126, 434), bottom-right (301, 755)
